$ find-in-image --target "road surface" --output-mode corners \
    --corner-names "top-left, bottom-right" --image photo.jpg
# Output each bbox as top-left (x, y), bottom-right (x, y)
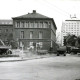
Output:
top-left (0, 55), bottom-right (80, 80)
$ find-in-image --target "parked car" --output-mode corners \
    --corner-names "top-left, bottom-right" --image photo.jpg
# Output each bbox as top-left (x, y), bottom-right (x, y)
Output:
top-left (0, 39), bottom-right (12, 55)
top-left (57, 46), bottom-right (66, 56)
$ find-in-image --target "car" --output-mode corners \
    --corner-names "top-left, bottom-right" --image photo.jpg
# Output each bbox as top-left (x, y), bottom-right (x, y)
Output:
top-left (57, 46), bottom-right (66, 56)
top-left (0, 39), bottom-right (12, 55)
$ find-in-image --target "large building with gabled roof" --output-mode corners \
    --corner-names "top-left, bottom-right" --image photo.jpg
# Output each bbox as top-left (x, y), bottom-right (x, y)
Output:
top-left (12, 10), bottom-right (57, 51)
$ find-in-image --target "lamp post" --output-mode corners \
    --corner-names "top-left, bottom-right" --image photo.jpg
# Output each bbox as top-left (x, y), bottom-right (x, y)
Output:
top-left (21, 44), bottom-right (24, 59)
top-left (20, 41), bottom-right (24, 59)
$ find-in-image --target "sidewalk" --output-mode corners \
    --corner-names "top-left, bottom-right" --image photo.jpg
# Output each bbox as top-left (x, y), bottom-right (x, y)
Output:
top-left (0, 53), bottom-right (79, 62)
top-left (0, 49), bottom-right (56, 62)
top-left (0, 54), bottom-right (55, 62)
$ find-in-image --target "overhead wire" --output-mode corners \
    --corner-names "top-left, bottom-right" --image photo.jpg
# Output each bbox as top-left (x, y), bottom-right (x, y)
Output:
top-left (43, 0), bottom-right (70, 15)
top-left (35, 0), bottom-right (70, 17)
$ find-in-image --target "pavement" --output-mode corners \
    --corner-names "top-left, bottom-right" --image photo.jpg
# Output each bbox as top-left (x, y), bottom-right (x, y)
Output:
top-left (0, 55), bottom-right (80, 80)
top-left (0, 54), bottom-right (55, 62)
top-left (0, 49), bottom-right (53, 62)
top-left (0, 52), bottom-right (80, 62)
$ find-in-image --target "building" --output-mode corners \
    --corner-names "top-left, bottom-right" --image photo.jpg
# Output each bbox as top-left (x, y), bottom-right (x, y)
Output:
top-left (12, 10), bottom-right (57, 50)
top-left (0, 20), bottom-right (13, 45)
top-left (61, 15), bottom-right (80, 46)
top-left (56, 31), bottom-right (61, 46)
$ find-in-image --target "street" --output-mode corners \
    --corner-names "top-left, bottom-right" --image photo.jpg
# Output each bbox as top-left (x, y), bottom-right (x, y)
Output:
top-left (0, 55), bottom-right (80, 80)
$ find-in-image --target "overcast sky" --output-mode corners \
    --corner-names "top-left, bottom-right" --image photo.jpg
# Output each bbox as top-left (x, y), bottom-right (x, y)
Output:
top-left (0, 0), bottom-right (80, 32)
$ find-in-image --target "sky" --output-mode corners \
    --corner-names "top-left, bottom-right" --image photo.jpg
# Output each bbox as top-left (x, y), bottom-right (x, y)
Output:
top-left (0, 0), bottom-right (80, 32)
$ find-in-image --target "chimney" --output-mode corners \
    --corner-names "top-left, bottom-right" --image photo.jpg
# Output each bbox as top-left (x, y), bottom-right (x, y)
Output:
top-left (33, 10), bottom-right (36, 13)
top-left (28, 13), bottom-right (30, 14)
top-left (70, 14), bottom-right (72, 19)
top-left (74, 14), bottom-right (76, 18)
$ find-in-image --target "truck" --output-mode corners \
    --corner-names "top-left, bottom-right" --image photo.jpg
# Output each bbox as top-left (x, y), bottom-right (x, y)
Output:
top-left (0, 39), bottom-right (12, 55)
top-left (57, 46), bottom-right (66, 56)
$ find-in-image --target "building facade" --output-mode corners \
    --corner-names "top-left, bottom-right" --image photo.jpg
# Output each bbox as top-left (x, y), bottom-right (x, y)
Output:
top-left (61, 16), bottom-right (80, 46)
top-left (12, 10), bottom-right (57, 50)
top-left (0, 20), bottom-right (13, 45)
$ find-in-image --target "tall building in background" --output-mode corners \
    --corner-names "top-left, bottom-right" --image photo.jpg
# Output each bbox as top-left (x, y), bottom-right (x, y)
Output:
top-left (61, 15), bottom-right (80, 46)
top-left (56, 32), bottom-right (61, 46)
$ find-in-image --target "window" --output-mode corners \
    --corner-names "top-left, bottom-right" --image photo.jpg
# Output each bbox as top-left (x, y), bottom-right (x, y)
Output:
top-left (30, 22), bottom-right (34, 28)
top-left (39, 31), bottom-right (43, 39)
top-left (20, 31), bottom-right (24, 39)
top-left (39, 42), bottom-right (43, 48)
top-left (44, 22), bottom-right (48, 28)
top-left (30, 31), bottom-right (33, 39)
top-left (20, 41), bottom-right (24, 47)
top-left (17, 22), bottom-right (20, 28)
top-left (0, 29), bottom-right (1, 33)
top-left (5, 29), bottom-right (8, 33)
top-left (30, 42), bottom-right (33, 46)
top-left (22, 22), bottom-right (25, 28)
top-left (26, 22), bottom-right (29, 28)
top-left (5, 22), bottom-right (8, 24)
top-left (36, 42), bottom-right (43, 48)
top-left (34, 22), bottom-right (38, 28)
top-left (49, 22), bottom-right (51, 27)
top-left (9, 22), bottom-right (12, 24)
top-left (15, 22), bottom-right (17, 28)
top-left (39, 22), bottom-right (43, 28)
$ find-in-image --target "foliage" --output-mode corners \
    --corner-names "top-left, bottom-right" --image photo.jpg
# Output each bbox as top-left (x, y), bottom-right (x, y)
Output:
top-left (77, 37), bottom-right (80, 44)
top-left (65, 34), bottom-right (80, 48)
top-left (10, 41), bottom-right (18, 49)
top-left (7, 33), bottom-right (18, 49)
top-left (66, 35), bottom-right (77, 46)
top-left (75, 37), bottom-right (80, 48)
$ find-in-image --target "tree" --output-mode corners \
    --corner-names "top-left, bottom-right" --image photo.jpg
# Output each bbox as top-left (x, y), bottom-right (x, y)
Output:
top-left (10, 41), bottom-right (18, 49)
top-left (7, 33), bottom-right (18, 49)
top-left (7, 33), bottom-right (13, 43)
top-left (66, 35), bottom-right (77, 46)
top-left (75, 36), bottom-right (80, 48)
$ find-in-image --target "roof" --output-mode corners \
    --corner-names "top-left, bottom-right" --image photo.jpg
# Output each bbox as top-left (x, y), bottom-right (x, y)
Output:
top-left (12, 10), bottom-right (57, 29)
top-left (13, 10), bottom-right (50, 19)
top-left (0, 20), bottom-right (13, 25)
top-left (65, 16), bottom-right (80, 21)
